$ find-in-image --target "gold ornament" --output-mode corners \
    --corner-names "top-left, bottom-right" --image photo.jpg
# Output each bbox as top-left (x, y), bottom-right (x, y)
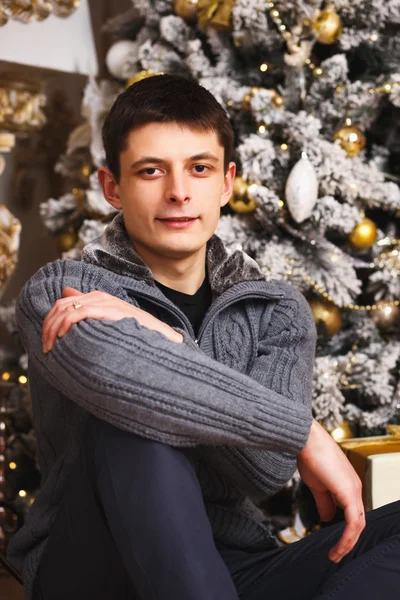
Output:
top-left (334, 124), bottom-right (366, 157)
top-left (229, 177), bottom-right (257, 214)
top-left (57, 229), bottom-right (78, 253)
top-left (197, 0), bottom-right (234, 32)
top-left (312, 3), bottom-right (343, 45)
top-left (0, 0), bottom-right (79, 25)
top-left (369, 304), bottom-right (400, 332)
top-left (330, 420), bottom-right (354, 442)
top-left (348, 218), bottom-right (377, 249)
top-left (52, 0), bottom-right (80, 19)
top-left (173, 0), bottom-right (198, 23)
top-left (0, 204), bottom-right (21, 291)
top-left (0, 81), bottom-right (47, 133)
top-left (126, 70), bottom-right (162, 88)
top-left (308, 298), bottom-right (343, 337)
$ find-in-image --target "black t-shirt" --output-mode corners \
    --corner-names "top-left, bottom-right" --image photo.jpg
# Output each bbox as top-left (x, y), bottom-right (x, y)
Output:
top-left (154, 275), bottom-right (212, 337)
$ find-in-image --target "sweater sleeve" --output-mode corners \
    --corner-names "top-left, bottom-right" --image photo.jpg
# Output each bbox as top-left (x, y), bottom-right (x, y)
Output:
top-left (16, 260), bottom-right (313, 454)
top-left (209, 288), bottom-right (316, 499)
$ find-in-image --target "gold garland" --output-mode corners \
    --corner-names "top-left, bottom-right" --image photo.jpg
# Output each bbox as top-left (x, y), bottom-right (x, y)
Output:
top-left (0, 1), bottom-right (80, 26)
top-left (303, 273), bottom-right (399, 311)
top-left (265, 1), bottom-right (324, 77)
top-left (336, 81), bottom-right (400, 99)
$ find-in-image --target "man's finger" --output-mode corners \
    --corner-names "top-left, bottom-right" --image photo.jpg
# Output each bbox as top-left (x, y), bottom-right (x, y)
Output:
top-left (328, 501), bottom-right (364, 561)
top-left (62, 287), bottom-right (85, 297)
top-left (312, 489), bottom-right (336, 523)
top-left (43, 295), bottom-right (87, 344)
top-left (44, 304), bottom-right (91, 351)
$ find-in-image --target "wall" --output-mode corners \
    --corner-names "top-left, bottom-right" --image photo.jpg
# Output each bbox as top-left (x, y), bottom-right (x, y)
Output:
top-left (0, 0), bottom-right (98, 76)
top-left (0, 0), bottom-right (130, 308)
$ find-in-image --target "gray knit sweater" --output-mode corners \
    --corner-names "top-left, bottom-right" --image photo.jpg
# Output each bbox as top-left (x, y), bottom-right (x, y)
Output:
top-left (8, 212), bottom-right (316, 598)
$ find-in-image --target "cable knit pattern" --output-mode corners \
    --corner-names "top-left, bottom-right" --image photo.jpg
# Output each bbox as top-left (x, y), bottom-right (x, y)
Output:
top-left (7, 211), bottom-right (316, 599)
top-left (212, 303), bottom-right (257, 372)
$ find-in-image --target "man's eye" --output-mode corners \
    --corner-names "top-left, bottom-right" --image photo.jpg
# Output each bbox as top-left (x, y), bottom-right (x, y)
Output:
top-left (140, 168), bottom-right (161, 176)
top-left (193, 165), bottom-right (209, 174)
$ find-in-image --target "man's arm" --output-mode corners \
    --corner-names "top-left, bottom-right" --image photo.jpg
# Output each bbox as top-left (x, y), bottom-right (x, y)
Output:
top-left (17, 259), bottom-right (313, 453)
top-left (202, 290), bottom-right (316, 499)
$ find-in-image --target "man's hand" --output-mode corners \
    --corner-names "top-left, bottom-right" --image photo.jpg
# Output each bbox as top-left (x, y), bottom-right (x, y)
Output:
top-left (42, 287), bottom-right (183, 352)
top-left (297, 419), bottom-right (365, 563)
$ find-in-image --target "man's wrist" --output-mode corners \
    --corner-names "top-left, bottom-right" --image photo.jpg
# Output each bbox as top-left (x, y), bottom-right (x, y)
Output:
top-left (298, 419), bottom-right (318, 458)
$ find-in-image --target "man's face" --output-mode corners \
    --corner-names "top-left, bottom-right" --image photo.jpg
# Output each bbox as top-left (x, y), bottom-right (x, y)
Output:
top-left (99, 122), bottom-right (236, 261)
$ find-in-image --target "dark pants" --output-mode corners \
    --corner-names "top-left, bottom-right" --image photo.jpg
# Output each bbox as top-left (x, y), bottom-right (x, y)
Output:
top-left (33, 416), bottom-right (400, 600)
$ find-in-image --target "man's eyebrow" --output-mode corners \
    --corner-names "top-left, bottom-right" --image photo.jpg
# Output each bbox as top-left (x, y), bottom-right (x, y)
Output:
top-left (188, 152), bottom-right (220, 162)
top-left (130, 152), bottom-right (220, 170)
top-left (130, 157), bottom-right (165, 170)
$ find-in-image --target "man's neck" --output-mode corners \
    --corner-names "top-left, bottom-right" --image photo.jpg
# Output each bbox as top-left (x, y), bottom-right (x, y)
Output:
top-left (134, 243), bottom-right (207, 295)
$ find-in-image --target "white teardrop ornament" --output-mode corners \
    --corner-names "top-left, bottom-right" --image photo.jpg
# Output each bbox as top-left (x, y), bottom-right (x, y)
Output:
top-left (285, 152), bottom-right (318, 223)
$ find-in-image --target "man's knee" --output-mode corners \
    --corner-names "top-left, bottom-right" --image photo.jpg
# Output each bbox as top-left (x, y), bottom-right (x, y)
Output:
top-left (84, 415), bottom-right (197, 477)
top-left (365, 500), bottom-right (400, 537)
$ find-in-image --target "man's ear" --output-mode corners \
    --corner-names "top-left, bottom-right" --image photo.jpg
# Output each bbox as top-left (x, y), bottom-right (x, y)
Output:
top-left (220, 161), bottom-right (236, 208)
top-left (98, 167), bottom-right (122, 210)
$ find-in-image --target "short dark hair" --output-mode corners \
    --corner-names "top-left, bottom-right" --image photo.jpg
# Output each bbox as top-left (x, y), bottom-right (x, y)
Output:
top-left (102, 74), bottom-right (234, 181)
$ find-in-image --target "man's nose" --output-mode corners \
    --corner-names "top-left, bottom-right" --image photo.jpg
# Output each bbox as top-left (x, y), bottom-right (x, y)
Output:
top-left (164, 170), bottom-right (191, 203)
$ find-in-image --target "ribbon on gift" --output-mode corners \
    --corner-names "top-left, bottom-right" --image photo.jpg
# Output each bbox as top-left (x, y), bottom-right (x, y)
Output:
top-left (197, 0), bottom-right (234, 32)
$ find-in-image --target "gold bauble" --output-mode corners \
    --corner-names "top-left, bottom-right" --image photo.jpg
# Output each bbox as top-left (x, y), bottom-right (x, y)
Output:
top-left (333, 124), bottom-right (366, 158)
top-left (312, 4), bottom-right (343, 45)
top-left (330, 420), bottom-right (354, 443)
top-left (126, 70), bottom-right (162, 88)
top-left (229, 177), bottom-right (257, 214)
top-left (308, 298), bottom-right (343, 337)
top-left (348, 218), bottom-right (377, 249)
top-left (333, 125), bottom-right (366, 158)
top-left (173, 0), bottom-right (198, 22)
top-left (57, 229), bottom-right (78, 253)
top-left (369, 304), bottom-right (400, 332)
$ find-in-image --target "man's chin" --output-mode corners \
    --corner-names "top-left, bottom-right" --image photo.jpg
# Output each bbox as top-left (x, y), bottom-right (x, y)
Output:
top-left (154, 234), bottom-right (207, 258)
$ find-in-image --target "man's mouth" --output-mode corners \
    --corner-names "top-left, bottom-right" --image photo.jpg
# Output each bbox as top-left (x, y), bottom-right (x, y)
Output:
top-left (158, 217), bottom-right (198, 221)
top-left (157, 217), bottom-right (199, 228)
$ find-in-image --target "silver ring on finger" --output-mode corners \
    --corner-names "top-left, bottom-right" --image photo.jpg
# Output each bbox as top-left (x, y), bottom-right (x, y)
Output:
top-left (72, 301), bottom-right (83, 310)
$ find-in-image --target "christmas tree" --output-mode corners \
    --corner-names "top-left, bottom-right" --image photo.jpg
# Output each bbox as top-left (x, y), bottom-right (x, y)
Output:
top-left (40, 0), bottom-right (400, 440)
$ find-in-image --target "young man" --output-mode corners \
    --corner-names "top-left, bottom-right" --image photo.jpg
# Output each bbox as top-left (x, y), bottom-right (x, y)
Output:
top-left (8, 74), bottom-right (400, 600)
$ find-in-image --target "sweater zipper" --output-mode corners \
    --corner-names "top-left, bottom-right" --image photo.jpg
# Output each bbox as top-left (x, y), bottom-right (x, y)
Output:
top-left (196, 289), bottom-right (283, 343)
top-left (128, 288), bottom-right (284, 348)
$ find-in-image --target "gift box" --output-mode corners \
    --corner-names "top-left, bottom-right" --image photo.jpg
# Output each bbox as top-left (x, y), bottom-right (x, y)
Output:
top-left (339, 425), bottom-right (400, 511)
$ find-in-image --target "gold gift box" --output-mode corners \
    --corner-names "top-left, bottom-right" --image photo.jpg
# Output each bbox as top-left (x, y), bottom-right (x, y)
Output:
top-left (339, 425), bottom-right (400, 511)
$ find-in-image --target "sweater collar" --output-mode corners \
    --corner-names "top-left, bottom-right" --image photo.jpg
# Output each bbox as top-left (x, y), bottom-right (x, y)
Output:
top-left (81, 211), bottom-right (268, 296)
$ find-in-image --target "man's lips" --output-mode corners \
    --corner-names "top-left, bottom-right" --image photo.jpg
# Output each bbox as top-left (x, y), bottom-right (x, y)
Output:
top-left (157, 217), bottom-right (198, 221)
top-left (156, 217), bottom-right (199, 228)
